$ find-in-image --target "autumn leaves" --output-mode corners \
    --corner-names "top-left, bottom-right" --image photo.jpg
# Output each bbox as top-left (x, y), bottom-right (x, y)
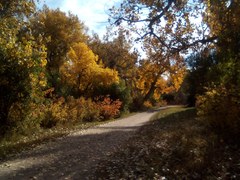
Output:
top-left (61, 43), bottom-right (119, 96)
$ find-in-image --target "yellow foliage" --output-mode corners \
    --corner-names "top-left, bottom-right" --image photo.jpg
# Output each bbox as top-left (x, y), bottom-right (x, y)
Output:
top-left (61, 42), bottom-right (119, 93)
top-left (134, 58), bottom-right (186, 103)
top-left (169, 64), bottom-right (186, 92)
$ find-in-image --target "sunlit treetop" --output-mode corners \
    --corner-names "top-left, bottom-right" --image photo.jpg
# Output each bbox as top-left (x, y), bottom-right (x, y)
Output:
top-left (109, 0), bottom-right (237, 54)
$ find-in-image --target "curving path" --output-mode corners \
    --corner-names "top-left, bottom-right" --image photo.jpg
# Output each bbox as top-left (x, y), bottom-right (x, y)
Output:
top-left (0, 109), bottom-right (165, 179)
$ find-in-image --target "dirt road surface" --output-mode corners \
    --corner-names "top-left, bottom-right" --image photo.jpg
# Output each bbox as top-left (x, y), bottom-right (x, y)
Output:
top-left (0, 109), bottom-right (162, 179)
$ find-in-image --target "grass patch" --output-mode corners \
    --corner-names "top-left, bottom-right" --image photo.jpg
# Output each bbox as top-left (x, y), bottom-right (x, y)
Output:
top-left (94, 107), bottom-right (240, 179)
top-left (150, 106), bottom-right (192, 121)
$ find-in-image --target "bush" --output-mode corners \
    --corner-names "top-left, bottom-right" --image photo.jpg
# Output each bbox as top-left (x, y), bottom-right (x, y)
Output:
top-left (96, 96), bottom-right (122, 120)
top-left (93, 81), bottom-right (132, 113)
top-left (3, 95), bottom-right (123, 139)
top-left (42, 96), bottom-right (102, 125)
top-left (196, 85), bottom-right (240, 137)
top-left (7, 100), bottom-right (46, 136)
top-left (73, 97), bottom-right (101, 122)
top-left (40, 97), bottom-right (69, 128)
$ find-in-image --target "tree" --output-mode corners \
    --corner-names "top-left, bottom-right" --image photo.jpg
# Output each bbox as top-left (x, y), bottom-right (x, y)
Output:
top-left (89, 31), bottom-right (138, 86)
top-left (184, 50), bottom-right (218, 106)
top-left (110, 1), bottom-right (240, 131)
top-left (88, 33), bottom-right (136, 111)
top-left (134, 54), bottom-right (185, 107)
top-left (195, 0), bottom-right (240, 136)
top-left (109, 0), bottom-right (217, 53)
top-left (31, 6), bottom-right (88, 94)
top-left (0, 0), bottom-right (47, 132)
top-left (61, 42), bottom-right (119, 97)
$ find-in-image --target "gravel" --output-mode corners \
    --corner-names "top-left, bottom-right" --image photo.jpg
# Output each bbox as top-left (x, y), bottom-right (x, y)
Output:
top-left (0, 110), bottom-right (158, 180)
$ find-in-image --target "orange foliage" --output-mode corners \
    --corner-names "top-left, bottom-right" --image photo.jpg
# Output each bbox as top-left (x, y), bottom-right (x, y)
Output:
top-left (96, 96), bottom-right (122, 120)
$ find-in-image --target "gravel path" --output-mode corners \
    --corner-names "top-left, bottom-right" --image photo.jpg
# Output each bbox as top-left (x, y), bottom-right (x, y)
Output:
top-left (0, 109), bottom-right (161, 179)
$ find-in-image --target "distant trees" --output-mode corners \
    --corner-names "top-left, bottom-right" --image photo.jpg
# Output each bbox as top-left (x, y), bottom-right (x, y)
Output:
top-left (89, 30), bottom-right (187, 109)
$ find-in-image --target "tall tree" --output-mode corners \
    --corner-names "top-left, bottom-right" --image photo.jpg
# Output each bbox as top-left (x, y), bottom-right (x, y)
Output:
top-left (88, 33), bottom-right (136, 111)
top-left (196, 0), bottom-right (240, 135)
top-left (0, 0), bottom-right (47, 130)
top-left (31, 6), bottom-right (88, 94)
top-left (134, 51), bottom-right (185, 107)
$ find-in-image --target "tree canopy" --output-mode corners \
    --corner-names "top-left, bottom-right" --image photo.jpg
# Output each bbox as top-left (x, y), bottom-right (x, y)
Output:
top-left (61, 42), bottom-right (119, 97)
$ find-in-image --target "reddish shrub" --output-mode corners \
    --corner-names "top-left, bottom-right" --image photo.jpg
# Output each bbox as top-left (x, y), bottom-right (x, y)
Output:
top-left (96, 96), bottom-right (122, 120)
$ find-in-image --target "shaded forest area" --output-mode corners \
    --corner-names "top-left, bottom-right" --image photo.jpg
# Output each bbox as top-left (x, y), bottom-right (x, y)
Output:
top-left (0, 0), bottom-right (240, 153)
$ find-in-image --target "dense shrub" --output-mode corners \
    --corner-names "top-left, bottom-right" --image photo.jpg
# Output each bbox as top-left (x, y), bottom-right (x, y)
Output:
top-left (93, 81), bottom-right (132, 113)
top-left (96, 96), bottom-right (122, 120)
top-left (196, 85), bottom-right (240, 137)
top-left (40, 97), bottom-right (102, 126)
top-left (70, 97), bottom-right (101, 122)
top-left (40, 97), bottom-right (69, 128)
top-left (6, 95), bottom-right (123, 135)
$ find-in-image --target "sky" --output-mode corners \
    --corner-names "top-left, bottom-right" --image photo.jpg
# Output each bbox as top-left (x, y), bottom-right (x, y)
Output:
top-left (38, 0), bottom-right (121, 38)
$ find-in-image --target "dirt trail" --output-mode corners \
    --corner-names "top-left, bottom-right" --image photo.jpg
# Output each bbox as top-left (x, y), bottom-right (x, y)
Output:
top-left (0, 109), bottom-right (163, 179)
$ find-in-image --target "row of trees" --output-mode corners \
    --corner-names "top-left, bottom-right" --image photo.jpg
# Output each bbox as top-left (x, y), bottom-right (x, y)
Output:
top-left (109, 0), bottom-right (240, 137)
top-left (0, 1), bottom-right (184, 137)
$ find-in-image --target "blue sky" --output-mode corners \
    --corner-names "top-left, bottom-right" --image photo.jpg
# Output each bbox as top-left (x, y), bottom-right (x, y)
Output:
top-left (38, 0), bottom-right (121, 38)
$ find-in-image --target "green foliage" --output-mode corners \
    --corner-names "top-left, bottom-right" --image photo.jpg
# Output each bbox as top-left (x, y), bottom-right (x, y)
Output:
top-left (93, 80), bottom-right (132, 112)
top-left (195, 1), bottom-right (240, 138)
top-left (184, 51), bottom-right (219, 106)
top-left (0, 0), bottom-right (47, 134)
